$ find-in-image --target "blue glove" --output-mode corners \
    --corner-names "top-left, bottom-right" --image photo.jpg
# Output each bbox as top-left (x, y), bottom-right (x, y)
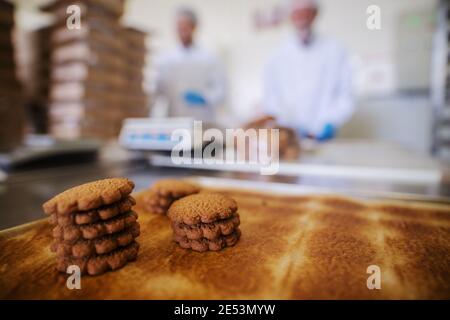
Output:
top-left (183, 91), bottom-right (207, 106)
top-left (316, 123), bottom-right (336, 142)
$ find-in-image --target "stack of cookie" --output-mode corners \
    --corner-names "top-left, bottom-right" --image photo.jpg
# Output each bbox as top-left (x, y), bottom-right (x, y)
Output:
top-left (43, 178), bottom-right (140, 275)
top-left (168, 193), bottom-right (241, 252)
top-left (143, 179), bottom-right (200, 214)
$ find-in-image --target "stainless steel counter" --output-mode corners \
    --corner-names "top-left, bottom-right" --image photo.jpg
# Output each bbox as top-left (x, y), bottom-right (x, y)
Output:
top-left (1, 140), bottom-right (449, 230)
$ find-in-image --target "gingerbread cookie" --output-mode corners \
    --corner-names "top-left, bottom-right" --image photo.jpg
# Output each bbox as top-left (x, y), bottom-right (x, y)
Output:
top-left (168, 193), bottom-right (238, 225)
top-left (49, 196), bottom-right (136, 226)
top-left (51, 222), bottom-right (140, 258)
top-left (174, 229), bottom-right (241, 252)
top-left (143, 191), bottom-right (171, 214)
top-left (143, 179), bottom-right (200, 215)
top-left (168, 193), bottom-right (241, 252)
top-left (43, 178), bottom-right (134, 215)
top-left (52, 211), bottom-right (138, 242)
top-left (56, 241), bottom-right (140, 276)
top-left (172, 214), bottom-right (240, 240)
top-left (152, 179), bottom-right (200, 197)
top-left (44, 177), bottom-right (140, 276)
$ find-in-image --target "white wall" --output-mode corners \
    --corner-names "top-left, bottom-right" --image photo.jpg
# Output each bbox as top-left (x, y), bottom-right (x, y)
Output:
top-left (340, 95), bottom-right (433, 153)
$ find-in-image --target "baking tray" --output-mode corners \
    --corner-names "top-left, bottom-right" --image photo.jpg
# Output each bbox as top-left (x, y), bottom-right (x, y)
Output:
top-left (0, 177), bottom-right (449, 299)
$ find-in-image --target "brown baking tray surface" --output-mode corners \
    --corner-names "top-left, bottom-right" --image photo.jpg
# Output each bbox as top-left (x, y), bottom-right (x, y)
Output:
top-left (0, 182), bottom-right (449, 299)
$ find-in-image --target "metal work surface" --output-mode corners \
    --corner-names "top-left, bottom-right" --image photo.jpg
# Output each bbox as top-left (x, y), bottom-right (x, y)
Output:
top-left (1, 158), bottom-right (449, 231)
top-left (1, 140), bottom-right (449, 230)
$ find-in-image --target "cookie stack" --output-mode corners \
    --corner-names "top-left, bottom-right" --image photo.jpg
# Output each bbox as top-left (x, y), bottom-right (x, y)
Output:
top-left (43, 178), bottom-right (140, 275)
top-left (168, 193), bottom-right (241, 252)
top-left (0, 0), bottom-right (25, 151)
top-left (143, 179), bottom-right (200, 214)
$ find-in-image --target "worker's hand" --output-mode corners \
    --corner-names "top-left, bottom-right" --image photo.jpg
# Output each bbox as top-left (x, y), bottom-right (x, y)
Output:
top-left (183, 91), bottom-right (207, 106)
top-left (244, 115), bottom-right (277, 129)
top-left (316, 123), bottom-right (336, 142)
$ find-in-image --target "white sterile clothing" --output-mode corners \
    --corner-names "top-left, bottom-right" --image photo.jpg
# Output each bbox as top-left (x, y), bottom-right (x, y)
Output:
top-left (263, 34), bottom-right (354, 135)
top-left (154, 45), bottom-right (226, 122)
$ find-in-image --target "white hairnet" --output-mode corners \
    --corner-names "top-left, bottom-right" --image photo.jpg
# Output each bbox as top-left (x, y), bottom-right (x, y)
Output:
top-left (286, 0), bottom-right (320, 12)
top-left (176, 6), bottom-right (198, 25)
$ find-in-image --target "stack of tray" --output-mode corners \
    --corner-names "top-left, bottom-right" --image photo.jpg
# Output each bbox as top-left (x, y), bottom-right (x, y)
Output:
top-left (119, 27), bottom-right (149, 129)
top-left (0, 0), bottom-right (25, 151)
top-left (42, 0), bottom-right (149, 140)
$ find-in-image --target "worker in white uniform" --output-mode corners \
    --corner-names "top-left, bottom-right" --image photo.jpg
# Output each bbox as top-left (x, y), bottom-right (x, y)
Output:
top-left (154, 7), bottom-right (226, 122)
top-left (261, 0), bottom-right (354, 141)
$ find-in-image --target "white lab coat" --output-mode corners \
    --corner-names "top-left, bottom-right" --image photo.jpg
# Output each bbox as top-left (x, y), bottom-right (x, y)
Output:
top-left (154, 45), bottom-right (226, 122)
top-left (263, 35), bottom-right (354, 135)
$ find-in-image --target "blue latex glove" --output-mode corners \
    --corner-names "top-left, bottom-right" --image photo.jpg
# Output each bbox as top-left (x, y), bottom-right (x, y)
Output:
top-left (316, 123), bottom-right (336, 142)
top-left (183, 91), bottom-right (207, 106)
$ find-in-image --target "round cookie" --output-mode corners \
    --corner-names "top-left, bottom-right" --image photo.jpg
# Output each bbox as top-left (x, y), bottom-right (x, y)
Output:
top-left (151, 179), bottom-right (200, 198)
top-left (168, 193), bottom-right (238, 225)
top-left (143, 179), bottom-right (200, 214)
top-left (52, 211), bottom-right (138, 242)
top-left (43, 178), bottom-right (135, 215)
top-left (56, 241), bottom-right (140, 276)
top-left (51, 222), bottom-right (140, 258)
top-left (49, 196), bottom-right (136, 226)
top-left (172, 214), bottom-right (240, 240)
top-left (174, 229), bottom-right (241, 252)
top-left (142, 191), bottom-right (171, 214)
